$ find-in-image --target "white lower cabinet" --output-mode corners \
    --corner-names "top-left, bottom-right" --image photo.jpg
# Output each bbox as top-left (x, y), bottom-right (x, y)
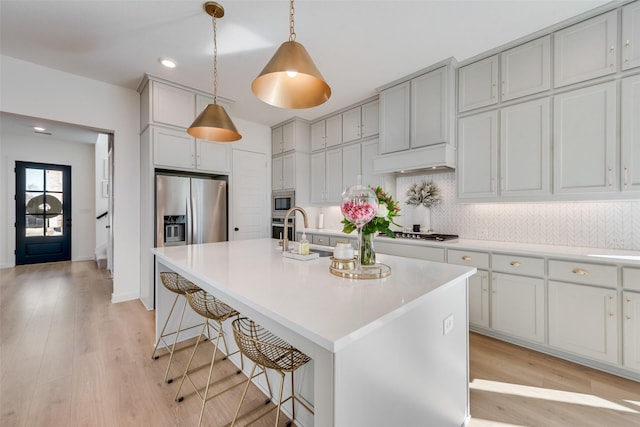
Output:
top-left (491, 272), bottom-right (545, 343)
top-left (548, 281), bottom-right (618, 364)
top-left (623, 291), bottom-right (640, 372)
top-left (469, 270), bottom-right (490, 328)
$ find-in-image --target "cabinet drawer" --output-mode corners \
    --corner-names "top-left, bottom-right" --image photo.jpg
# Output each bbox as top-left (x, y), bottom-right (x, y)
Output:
top-left (311, 234), bottom-right (330, 246)
top-left (375, 241), bottom-right (445, 263)
top-left (623, 267), bottom-right (640, 292)
top-left (548, 260), bottom-right (617, 288)
top-left (493, 253), bottom-right (544, 277)
top-left (447, 249), bottom-right (489, 269)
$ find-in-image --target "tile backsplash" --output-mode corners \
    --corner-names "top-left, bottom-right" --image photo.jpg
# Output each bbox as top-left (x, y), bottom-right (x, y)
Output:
top-left (305, 172), bottom-right (639, 251)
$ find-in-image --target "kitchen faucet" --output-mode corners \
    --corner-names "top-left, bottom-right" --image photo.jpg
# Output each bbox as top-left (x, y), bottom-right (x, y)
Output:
top-left (282, 207), bottom-right (308, 252)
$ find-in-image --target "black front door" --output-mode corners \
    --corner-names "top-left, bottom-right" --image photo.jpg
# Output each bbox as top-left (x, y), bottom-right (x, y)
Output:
top-left (15, 161), bottom-right (72, 265)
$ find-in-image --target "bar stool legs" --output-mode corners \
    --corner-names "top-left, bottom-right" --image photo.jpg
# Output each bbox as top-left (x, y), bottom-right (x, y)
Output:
top-left (151, 272), bottom-right (202, 383)
top-left (231, 317), bottom-right (313, 427)
top-left (174, 290), bottom-right (246, 427)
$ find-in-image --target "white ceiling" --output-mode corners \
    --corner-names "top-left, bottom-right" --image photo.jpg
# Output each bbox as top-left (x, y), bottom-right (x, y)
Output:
top-left (0, 0), bottom-right (612, 137)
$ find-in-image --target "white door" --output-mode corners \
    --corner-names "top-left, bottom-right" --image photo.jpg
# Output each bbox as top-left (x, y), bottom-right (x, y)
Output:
top-left (310, 152), bottom-right (326, 203)
top-left (342, 144), bottom-right (361, 190)
top-left (342, 106), bottom-right (362, 143)
top-left (272, 155), bottom-right (283, 190)
top-left (501, 36), bottom-right (551, 101)
top-left (458, 55), bottom-right (499, 112)
top-left (361, 139), bottom-right (383, 190)
top-left (623, 291), bottom-right (640, 372)
top-left (361, 100), bottom-right (379, 138)
top-left (468, 270), bottom-right (489, 328)
top-left (622, 74), bottom-right (640, 192)
top-left (282, 153), bottom-right (296, 190)
top-left (232, 150), bottom-right (268, 240)
top-left (491, 272), bottom-right (545, 343)
top-left (622, 1), bottom-right (640, 70)
top-left (325, 115), bottom-right (343, 148)
top-left (548, 281), bottom-right (618, 364)
top-left (325, 148), bottom-right (343, 204)
top-left (457, 110), bottom-right (498, 199)
top-left (379, 81), bottom-right (410, 154)
top-left (411, 67), bottom-right (448, 148)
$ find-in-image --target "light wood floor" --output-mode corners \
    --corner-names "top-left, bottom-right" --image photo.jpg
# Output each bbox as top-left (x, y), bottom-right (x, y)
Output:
top-left (1, 261), bottom-right (639, 427)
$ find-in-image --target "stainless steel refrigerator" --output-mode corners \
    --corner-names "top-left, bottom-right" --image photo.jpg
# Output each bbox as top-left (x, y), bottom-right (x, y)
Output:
top-left (155, 173), bottom-right (227, 248)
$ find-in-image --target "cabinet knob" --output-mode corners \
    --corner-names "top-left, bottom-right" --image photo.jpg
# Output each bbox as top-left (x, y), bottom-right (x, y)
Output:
top-left (572, 268), bottom-right (588, 275)
top-left (625, 40), bottom-right (631, 47)
top-left (610, 45), bottom-right (615, 52)
top-left (627, 315), bottom-right (632, 320)
top-left (461, 255), bottom-right (471, 261)
top-left (510, 261), bottom-right (521, 267)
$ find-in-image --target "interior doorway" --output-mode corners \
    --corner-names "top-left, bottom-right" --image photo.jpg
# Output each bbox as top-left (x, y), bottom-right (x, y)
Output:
top-left (15, 161), bottom-right (72, 265)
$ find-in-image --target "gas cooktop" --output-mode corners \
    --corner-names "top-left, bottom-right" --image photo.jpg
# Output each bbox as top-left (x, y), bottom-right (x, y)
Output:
top-left (382, 232), bottom-right (459, 241)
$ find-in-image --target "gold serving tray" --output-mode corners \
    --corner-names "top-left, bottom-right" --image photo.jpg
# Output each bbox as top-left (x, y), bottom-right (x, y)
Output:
top-left (329, 257), bottom-right (391, 279)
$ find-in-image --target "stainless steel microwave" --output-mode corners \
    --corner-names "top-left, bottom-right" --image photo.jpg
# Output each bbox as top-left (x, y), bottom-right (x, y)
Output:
top-left (272, 190), bottom-right (295, 217)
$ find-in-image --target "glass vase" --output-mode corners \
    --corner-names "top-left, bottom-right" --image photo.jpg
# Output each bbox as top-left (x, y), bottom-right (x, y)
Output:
top-left (360, 231), bottom-right (376, 266)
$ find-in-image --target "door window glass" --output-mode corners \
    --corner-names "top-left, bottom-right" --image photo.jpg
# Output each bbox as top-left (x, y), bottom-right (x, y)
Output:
top-left (23, 169), bottom-right (65, 237)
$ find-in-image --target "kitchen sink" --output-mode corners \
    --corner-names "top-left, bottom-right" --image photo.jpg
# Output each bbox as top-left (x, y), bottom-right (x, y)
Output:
top-left (313, 250), bottom-right (333, 258)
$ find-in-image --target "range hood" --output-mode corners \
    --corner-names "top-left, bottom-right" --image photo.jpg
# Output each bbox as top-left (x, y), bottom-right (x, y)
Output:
top-left (373, 143), bottom-right (456, 175)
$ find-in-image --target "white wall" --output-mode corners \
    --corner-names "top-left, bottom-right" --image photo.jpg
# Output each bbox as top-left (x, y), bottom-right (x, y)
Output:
top-left (95, 134), bottom-right (109, 249)
top-left (0, 55), bottom-right (141, 303)
top-left (0, 134), bottom-right (96, 261)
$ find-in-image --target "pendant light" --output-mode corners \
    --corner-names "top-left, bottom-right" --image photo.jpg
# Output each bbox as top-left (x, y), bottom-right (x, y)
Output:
top-left (188, 2), bottom-right (241, 142)
top-left (252, 0), bottom-right (331, 109)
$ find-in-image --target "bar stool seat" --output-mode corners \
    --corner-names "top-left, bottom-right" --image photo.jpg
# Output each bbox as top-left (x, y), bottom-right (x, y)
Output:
top-left (175, 289), bottom-right (245, 427)
top-left (151, 272), bottom-right (203, 384)
top-left (231, 317), bottom-right (313, 427)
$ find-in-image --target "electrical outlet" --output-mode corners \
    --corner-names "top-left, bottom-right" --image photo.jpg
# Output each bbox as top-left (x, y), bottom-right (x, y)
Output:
top-left (443, 314), bottom-right (454, 336)
top-left (476, 228), bottom-right (488, 239)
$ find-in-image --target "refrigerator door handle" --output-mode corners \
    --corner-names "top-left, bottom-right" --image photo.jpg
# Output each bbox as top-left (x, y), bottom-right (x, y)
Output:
top-left (186, 197), bottom-right (193, 245)
top-left (191, 196), bottom-right (199, 244)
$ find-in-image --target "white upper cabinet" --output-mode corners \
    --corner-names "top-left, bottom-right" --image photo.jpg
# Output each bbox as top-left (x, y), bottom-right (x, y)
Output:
top-left (622, 74), bottom-right (640, 192)
top-left (152, 127), bottom-right (195, 170)
top-left (272, 121), bottom-right (299, 155)
top-left (457, 110), bottom-right (498, 199)
top-left (622, 1), bottom-right (640, 70)
top-left (411, 66), bottom-right (448, 148)
top-left (361, 100), bottom-right (380, 139)
top-left (361, 139), bottom-right (384, 190)
top-left (554, 10), bottom-right (617, 88)
top-left (342, 144), bottom-right (362, 189)
top-left (379, 81), bottom-right (411, 154)
top-left (458, 55), bottom-right (499, 112)
top-left (151, 81), bottom-right (196, 128)
top-left (310, 149), bottom-right (343, 204)
top-left (500, 98), bottom-right (550, 196)
top-left (342, 100), bottom-right (380, 143)
top-left (196, 140), bottom-right (231, 173)
top-left (501, 36), bottom-right (551, 101)
top-left (311, 115), bottom-right (342, 151)
top-left (553, 82), bottom-right (617, 194)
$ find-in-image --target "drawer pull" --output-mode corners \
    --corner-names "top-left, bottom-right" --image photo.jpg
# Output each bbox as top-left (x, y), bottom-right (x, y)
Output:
top-left (461, 256), bottom-right (471, 261)
top-left (510, 261), bottom-right (521, 267)
top-left (572, 268), bottom-right (588, 276)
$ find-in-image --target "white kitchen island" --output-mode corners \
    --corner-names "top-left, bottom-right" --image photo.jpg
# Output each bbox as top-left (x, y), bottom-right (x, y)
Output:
top-left (153, 238), bottom-right (476, 427)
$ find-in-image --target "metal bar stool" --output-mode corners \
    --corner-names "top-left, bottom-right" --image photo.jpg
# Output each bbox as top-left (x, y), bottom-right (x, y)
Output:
top-left (174, 289), bottom-right (245, 427)
top-left (151, 272), bottom-right (203, 383)
top-left (231, 317), bottom-right (314, 427)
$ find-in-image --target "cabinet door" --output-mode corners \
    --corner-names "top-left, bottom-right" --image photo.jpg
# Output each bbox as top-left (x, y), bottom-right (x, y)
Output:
top-left (361, 139), bottom-right (383, 190)
top-left (469, 270), bottom-right (490, 328)
top-left (325, 115), bottom-right (343, 148)
top-left (152, 127), bottom-right (195, 169)
top-left (325, 148), bottom-right (343, 203)
top-left (342, 144), bottom-right (361, 189)
top-left (282, 153), bottom-right (295, 190)
top-left (500, 98), bottom-right (550, 196)
top-left (310, 152), bottom-right (326, 203)
top-left (501, 36), bottom-right (551, 101)
top-left (623, 291), bottom-right (640, 372)
top-left (196, 140), bottom-right (230, 173)
top-left (379, 81), bottom-right (410, 154)
top-left (491, 272), bottom-right (544, 343)
top-left (548, 281), bottom-right (618, 364)
top-left (554, 10), bottom-right (617, 88)
top-left (458, 55), bottom-right (498, 112)
top-left (553, 82), bottom-right (617, 194)
top-left (272, 156), bottom-right (284, 190)
top-left (342, 106), bottom-right (362, 143)
top-left (311, 121), bottom-right (326, 151)
top-left (457, 111), bottom-right (498, 199)
top-left (361, 99), bottom-right (379, 138)
top-left (412, 67), bottom-right (448, 148)
top-left (282, 122), bottom-right (296, 152)
top-left (152, 81), bottom-right (195, 128)
top-left (622, 1), bottom-right (640, 70)
top-left (622, 74), bottom-right (640, 192)
top-left (272, 126), bottom-right (283, 155)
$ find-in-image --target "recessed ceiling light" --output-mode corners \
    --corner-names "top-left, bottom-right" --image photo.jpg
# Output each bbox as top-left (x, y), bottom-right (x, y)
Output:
top-left (33, 126), bottom-right (46, 132)
top-left (160, 58), bottom-right (177, 68)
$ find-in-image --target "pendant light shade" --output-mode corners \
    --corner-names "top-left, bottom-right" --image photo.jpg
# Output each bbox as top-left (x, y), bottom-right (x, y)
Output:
top-left (188, 2), bottom-right (241, 142)
top-left (252, 0), bottom-right (331, 109)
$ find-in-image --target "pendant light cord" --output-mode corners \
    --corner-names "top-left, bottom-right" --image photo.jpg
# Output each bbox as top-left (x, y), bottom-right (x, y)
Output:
top-left (211, 9), bottom-right (219, 104)
top-left (289, 0), bottom-right (296, 41)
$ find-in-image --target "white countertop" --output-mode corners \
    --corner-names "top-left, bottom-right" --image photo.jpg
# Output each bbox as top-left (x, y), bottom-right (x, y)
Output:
top-left (298, 228), bottom-right (640, 265)
top-left (153, 238), bottom-right (475, 352)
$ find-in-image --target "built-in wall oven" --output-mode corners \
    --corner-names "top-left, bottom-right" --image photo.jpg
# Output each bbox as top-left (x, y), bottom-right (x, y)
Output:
top-left (272, 217), bottom-right (295, 241)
